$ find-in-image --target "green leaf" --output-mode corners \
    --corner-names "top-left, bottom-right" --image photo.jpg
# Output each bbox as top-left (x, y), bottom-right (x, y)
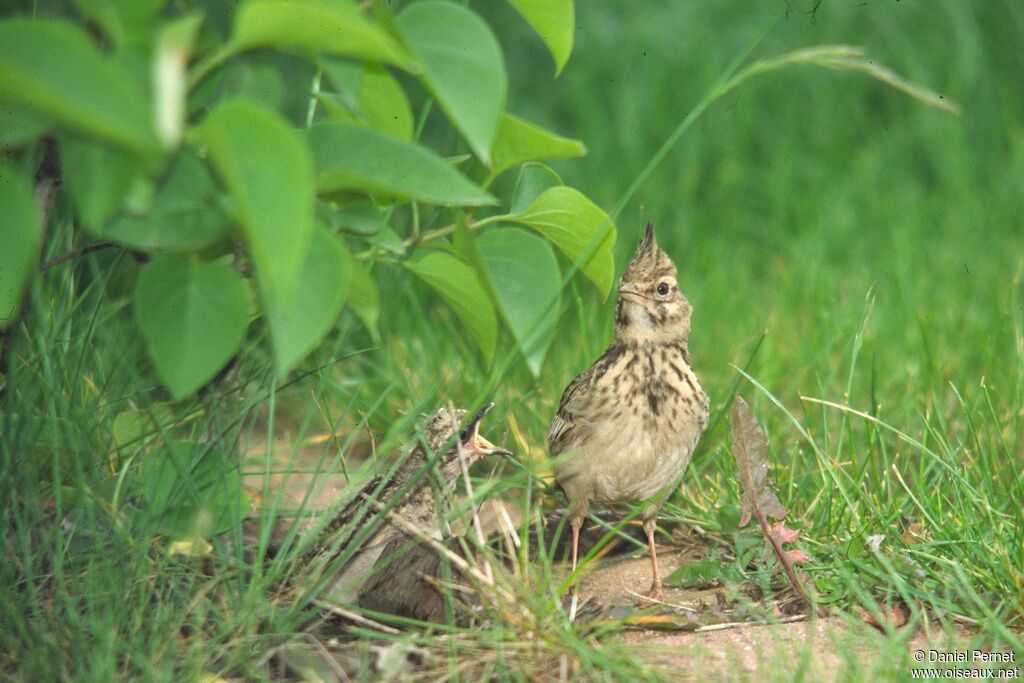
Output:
top-left (0, 107), bottom-right (49, 149)
top-left (346, 259), bottom-right (380, 339)
top-left (134, 255), bottom-right (250, 399)
top-left (846, 534), bottom-right (867, 560)
top-left (0, 161), bottom-right (41, 330)
top-left (262, 224), bottom-right (352, 375)
top-left (406, 250), bottom-right (496, 363)
top-left (365, 226), bottom-right (406, 256)
top-left (510, 162), bottom-right (562, 214)
top-left (318, 200), bottom-right (388, 236)
top-left (104, 151), bottom-right (234, 251)
top-left (308, 120), bottom-right (496, 206)
top-left (320, 60), bottom-right (414, 141)
top-left (0, 18), bottom-right (156, 155)
top-left (663, 553), bottom-right (741, 589)
top-left (489, 113), bottom-right (585, 181)
top-left (451, 218), bottom-right (486, 276)
top-left (506, 0), bottom-right (574, 75)
top-left (197, 99), bottom-right (316, 304)
top-left (59, 134), bottom-right (144, 233)
top-left (398, 1), bottom-right (506, 165)
top-left (231, 0), bottom-right (414, 68)
top-left (219, 61), bottom-right (286, 112)
top-left (71, 0), bottom-right (166, 43)
top-left (716, 504), bottom-right (743, 534)
top-left (112, 403), bottom-right (176, 450)
top-left (510, 186), bottom-right (616, 297)
top-left (141, 440), bottom-right (249, 537)
top-left (476, 228), bottom-right (560, 376)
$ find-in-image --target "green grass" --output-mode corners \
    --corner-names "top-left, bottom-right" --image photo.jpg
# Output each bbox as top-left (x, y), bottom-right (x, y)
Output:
top-left (3, 1), bottom-right (1023, 680)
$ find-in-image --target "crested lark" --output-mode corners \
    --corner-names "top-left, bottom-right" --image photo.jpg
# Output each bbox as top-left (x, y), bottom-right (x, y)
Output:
top-left (298, 403), bottom-right (509, 604)
top-left (548, 224), bottom-right (709, 600)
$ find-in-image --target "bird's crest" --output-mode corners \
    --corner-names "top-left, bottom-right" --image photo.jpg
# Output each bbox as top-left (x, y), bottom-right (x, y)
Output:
top-left (622, 223), bottom-right (676, 283)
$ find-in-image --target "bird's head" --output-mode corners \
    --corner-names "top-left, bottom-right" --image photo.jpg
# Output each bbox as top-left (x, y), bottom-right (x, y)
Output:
top-left (420, 403), bottom-right (511, 484)
top-left (614, 223), bottom-right (692, 345)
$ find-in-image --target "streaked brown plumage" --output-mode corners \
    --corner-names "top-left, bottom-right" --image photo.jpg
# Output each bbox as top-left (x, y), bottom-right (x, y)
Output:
top-left (549, 224), bottom-right (709, 599)
top-left (298, 403), bottom-right (509, 605)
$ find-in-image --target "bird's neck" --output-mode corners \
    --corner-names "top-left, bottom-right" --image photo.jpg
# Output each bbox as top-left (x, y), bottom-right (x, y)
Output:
top-left (614, 325), bottom-right (689, 349)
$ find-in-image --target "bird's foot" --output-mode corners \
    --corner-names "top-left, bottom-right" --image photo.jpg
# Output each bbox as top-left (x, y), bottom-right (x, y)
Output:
top-left (636, 582), bottom-right (663, 606)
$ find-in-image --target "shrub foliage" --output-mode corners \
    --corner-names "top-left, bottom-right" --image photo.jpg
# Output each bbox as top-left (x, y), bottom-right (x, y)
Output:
top-left (0, 0), bottom-right (609, 398)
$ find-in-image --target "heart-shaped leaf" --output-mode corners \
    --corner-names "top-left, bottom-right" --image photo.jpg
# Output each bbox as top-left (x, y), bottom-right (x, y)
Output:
top-left (135, 255), bottom-right (250, 399)
top-left (197, 99), bottom-right (315, 304)
top-left (476, 227), bottom-right (560, 376)
top-left (231, 0), bottom-right (414, 68)
top-left (505, 0), bottom-right (574, 75)
top-left (398, 1), bottom-right (506, 165)
top-left (489, 113), bottom-right (585, 182)
top-left (59, 133), bottom-right (144, 233)
top-left (309, 120), bottom-right (496, 206)
top-left (261, 224), bottom-right (352, 375)
top-left (406, 250), bottom-right (496, 363)
top-left (0, 18), bottom-right (156, 155)
top-left (509, 186), bottom-right (616, 297)
top-left (104, 151), bottom-right (234, 251)
top-left (0, 161), bottom-right (41, 330)
top-left (510, 162), bottom-right (562, 214)
top-left (320, 59), bottom-right (414, 141)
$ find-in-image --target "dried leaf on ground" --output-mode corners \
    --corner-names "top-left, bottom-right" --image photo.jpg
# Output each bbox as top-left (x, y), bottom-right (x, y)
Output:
top-left (730, 397), bottom-right (788, 528)
top-left (730, 397), bottom-right (813, 605)
top-left (855, 603), bottom-right (910, 631)
top-left (769, 521), bottom-right (812, 564)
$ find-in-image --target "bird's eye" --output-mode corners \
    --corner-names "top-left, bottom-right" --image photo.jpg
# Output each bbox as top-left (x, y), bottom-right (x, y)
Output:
top-left (656, 282), bottom-right (670, 296)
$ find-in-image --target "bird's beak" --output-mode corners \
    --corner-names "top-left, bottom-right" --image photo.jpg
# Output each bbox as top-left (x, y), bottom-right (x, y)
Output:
top-left (619, 282), bottom-right (645, 300)
top-left (459, 402), bottom-right (513, 458)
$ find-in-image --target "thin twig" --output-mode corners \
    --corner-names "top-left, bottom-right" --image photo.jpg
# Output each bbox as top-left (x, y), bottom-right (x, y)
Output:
top-left (624, 588), bottom-right (699, 613)
top-left (34, 139), bottom-right (61, 244)
top-left (40, 241), bottom-right (119, 273)
top-left (694, 613), bottom-right (809, 633)
top-left (312, 600), bottom-right (402, 635)
top-left (753, 503), bottom-right (813, 607)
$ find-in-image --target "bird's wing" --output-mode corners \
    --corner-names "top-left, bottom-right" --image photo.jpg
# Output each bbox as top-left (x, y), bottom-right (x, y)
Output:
top-left (547, 376), bottom-right (585, 456)
top-left (547, 360), bottom-right (602, 455)
top-left (548, 342), bottom-right (626, 456)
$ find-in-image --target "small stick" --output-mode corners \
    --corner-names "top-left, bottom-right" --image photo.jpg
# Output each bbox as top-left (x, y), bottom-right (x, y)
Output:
top-left (754, 503), bottom-right (812, 606)
top-left (695, 613), bottom-right (808, 633)
top-left (40, 241), bottom-right (117, 272)
top-left (312, 600), bottom-right (401, 635)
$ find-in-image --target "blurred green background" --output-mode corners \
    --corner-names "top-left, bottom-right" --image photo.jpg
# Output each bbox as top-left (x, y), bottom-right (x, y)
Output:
top-left (422, 0), bottom-right (1024, 428)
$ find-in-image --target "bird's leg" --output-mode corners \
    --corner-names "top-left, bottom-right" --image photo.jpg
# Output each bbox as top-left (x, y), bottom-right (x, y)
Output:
top-left (568, 515), bottom-right (582, 619)
top-left (641, 516), bottom-right (663, 601)
top-left (570, 516), bottom-right (582, 575)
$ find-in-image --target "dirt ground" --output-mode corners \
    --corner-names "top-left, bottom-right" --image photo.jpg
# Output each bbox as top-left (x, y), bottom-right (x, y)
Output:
top-left (575, 549), bottom-right (969, 681)
top-left (244, 440), bottom-right (979, 681)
